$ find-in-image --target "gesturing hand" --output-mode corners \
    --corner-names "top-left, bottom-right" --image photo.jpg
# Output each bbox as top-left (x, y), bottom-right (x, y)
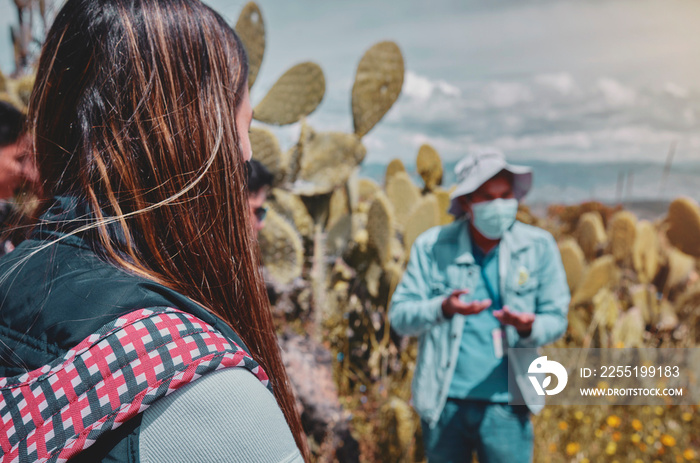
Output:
top-left (493, 306), bottom-right (535, 336)
top-left (441, 289), bottom-right (492, 318)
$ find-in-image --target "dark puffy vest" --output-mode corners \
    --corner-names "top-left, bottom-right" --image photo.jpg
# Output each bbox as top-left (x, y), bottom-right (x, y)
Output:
top-left (0, 198), bottom-right (268, 462)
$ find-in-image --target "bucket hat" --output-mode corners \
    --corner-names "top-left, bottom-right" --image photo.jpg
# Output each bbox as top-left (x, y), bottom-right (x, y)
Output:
top-left (448, 148), bottom-right (532, 217)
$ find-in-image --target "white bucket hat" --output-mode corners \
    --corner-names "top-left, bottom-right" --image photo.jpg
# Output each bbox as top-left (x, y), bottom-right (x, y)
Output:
top-left (448, 148), bottom-right (532, 217)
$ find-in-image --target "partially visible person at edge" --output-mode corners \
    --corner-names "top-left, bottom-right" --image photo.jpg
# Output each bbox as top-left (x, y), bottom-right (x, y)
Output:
top-left (0, 100), bottom-right (38, 256)
top-left (0, 1), bottom-right (308, 462)
top-left (247, 159), bottom-right (273, 235)
top-left (389, 149), bottom-right (570, 463)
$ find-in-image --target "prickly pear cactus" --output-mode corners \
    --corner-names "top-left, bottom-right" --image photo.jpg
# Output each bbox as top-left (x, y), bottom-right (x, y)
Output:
top-left (377, 397), bottom-right (417, 463)
top-left (250, 127), bottom-right (285, 185)
top-left (576, 211), bottom-right (608, 261)
top-left (385, 171), bottom-right (421, 231)
top-left (612, 306), bottom-right (645, 347)
top-left (384, 158), bottom-right (406, 185)
top-left (666, 197), bottom-right (700, 257)
top-left (664, 248), bottom-right (696, 293)
top-left (351, 177), bottom-right (381, 210)
top-left (629, 284), bottom-right (659, 324)
top-left (254, 62), bottom-right (325, 125)
top-left (352, 41), bottom-right (404, 138)
top-left (292, 123), bottom-right (366, 196)
top-left (632, 221), bottom-right (659, 284)
top-left (258, 208), bottom-right (304, 286)
top-left (268, 188), bottom-right (314, 238)
top-left (571, 255), bottom-right (618, 306)
top-left (367, 192), bottom-right (394, 265)
top-left (608, 210), bottom-right (637, 264)
top-left (326, 214), bottom-right (352, 258)
top-left (592, 288), bottom-right (619, 330)
top-left (416, 144), bottom-right (443, 192)
top-left (433, 188), bottom-right (454, 226)
top-left (327, 186), bottom-right (350, 230)
top-left (403, 194), bottom-right (439, 255)
top-left (558, 238), bottom-right (586, 294)
top-left (235, 2), bottom-right (265, 88)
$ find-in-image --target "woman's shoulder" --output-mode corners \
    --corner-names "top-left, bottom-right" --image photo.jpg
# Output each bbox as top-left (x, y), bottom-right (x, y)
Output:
top-left (139, 368), bottom-right (303, 463)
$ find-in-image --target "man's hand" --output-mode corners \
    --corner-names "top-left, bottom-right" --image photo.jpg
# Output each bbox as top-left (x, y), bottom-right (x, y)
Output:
top-left (493, 306), bottom-right (535, 336)
top-left (441, 289), bottom-right (491, 318)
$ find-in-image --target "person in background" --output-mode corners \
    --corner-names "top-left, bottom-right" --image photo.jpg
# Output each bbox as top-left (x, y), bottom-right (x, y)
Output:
top-left (0, 101), bottom-right (38, 255)
top-left (389, 148), bottom-right (570, 463)
top-left (0, 0), bottom-right (307, 461)
top-left (247, 159), bottom-right (274, 234)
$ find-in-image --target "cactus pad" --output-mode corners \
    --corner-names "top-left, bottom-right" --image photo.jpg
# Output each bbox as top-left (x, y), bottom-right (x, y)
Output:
top-left (632, 221), bottom-right (659, 284)
top-left (666, 197), bottom-right (700, 257)
top-left (571, 255), bottom-right (618, 306)
top-left (367, 192), bottom-right (394, 265)
top-left (433, 188), bottom-right (454, 225)
top-left (385, 158), bottom-right (406, 185)
top-left (327, 186), bottom-right (350, 230)
top-left (352, 41), bottom-right (404, 137)
top-left (416, 144), bottom-right (443, 191)
top-left (292, 125), bottom-right (366, 195)
top-left (386, 171), bottom-right (421, 231)
top-left (254, 62), bottom-right (325, 125)
top-left (576, 211), bottom-right (608, 261)
top-left (558, 238), bottom-right (586, 293)
top-left (235, 2), bottom-right (265, 88)
top-left (268, 188), bottom-right (314, 238)
top-left (403, 194), bottom-right (439, 254)
top-left (258, 208), bottom-right (304, 286)
top-left (608, 210), bottom-right (637, 264)
top-left (250, 126), bottom-right (285, 185)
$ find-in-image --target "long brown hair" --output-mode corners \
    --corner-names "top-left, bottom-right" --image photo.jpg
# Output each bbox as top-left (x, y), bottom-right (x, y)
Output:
top-left (28, 0), bottom-right (308, 457)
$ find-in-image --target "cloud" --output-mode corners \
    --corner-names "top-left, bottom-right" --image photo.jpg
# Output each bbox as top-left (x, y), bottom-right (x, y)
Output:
top-left (597, 78), bottom-right (637, 106)
top-left (535, 73), bottom-right (577, 95)
top-left (403, 71), bottom-right (461, 102)
top-left (485, 82), bottom-right (533, 108)
top-left (663, 82), bottom-right (689, 99)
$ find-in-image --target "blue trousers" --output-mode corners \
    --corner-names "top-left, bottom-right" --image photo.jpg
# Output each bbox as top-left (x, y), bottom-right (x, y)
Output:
top-left (421, 399), bottom-right (533, 463)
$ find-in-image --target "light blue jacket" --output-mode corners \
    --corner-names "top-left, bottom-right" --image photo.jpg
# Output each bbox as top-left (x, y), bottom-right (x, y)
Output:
top-left (389, 219), bottom-right (570, 427)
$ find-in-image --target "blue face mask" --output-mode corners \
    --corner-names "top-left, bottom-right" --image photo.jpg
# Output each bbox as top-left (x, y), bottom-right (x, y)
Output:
top-left (470, 198), bottom-right (518, 239)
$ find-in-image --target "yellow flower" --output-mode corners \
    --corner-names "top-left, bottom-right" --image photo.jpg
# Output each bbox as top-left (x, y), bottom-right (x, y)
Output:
top-left (606, 441), bottom-right (617, 455)
top-left (612, 432), bottom-right (621, 442)
top-left (558, 421), bottom-right (568, 431)
top-left (607, 415), bottom-right (622, 428)
top-left (634, 460), bottom-right (644, 463)
top-left (548, 443), bottom-right (557, 453)
top-left (631, 433), bottom-right (641, 443)
top-left (574, 410), bottom-right (584, 420)
top-left (655, 406), bottom-right (664, 416)
top-left (566, 442), bottom-right (580, 456)
top-left (581, 459), bottom-right (590, 463)
top-left (684, 448), bottom-right (696, 460)
top-left (595, 429), bottom-right (603, 438)
top-left (639, 443), bottom-right (648, 452)
top-left (646, 436), bottom-right (656, 445)
top-left (632, 419), bottom-right (643, 431)
top-left (681, 412), bottom-right (692, 422)
top-left (661, 434), bottom-right (677, 447)
top-left (598, 381), bottom-right (609, 390)
top-left (653, 418), bottom-right (662, 427)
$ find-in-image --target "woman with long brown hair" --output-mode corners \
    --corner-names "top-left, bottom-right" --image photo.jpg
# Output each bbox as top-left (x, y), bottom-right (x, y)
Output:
top-left (0, 0), bottom-right (308, 461)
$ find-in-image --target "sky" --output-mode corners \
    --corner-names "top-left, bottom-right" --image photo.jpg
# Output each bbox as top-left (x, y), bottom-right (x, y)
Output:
top-left (1, 0), bottom-right (698, 203)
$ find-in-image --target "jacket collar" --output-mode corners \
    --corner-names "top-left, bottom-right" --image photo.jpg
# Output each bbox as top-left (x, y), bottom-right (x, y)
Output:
top-left (440, 218), bottom-right (531, 264)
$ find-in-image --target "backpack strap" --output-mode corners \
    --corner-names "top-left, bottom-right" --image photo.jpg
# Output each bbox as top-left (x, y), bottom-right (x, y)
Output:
top-left (0, 307), bottom-right (268, 463)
